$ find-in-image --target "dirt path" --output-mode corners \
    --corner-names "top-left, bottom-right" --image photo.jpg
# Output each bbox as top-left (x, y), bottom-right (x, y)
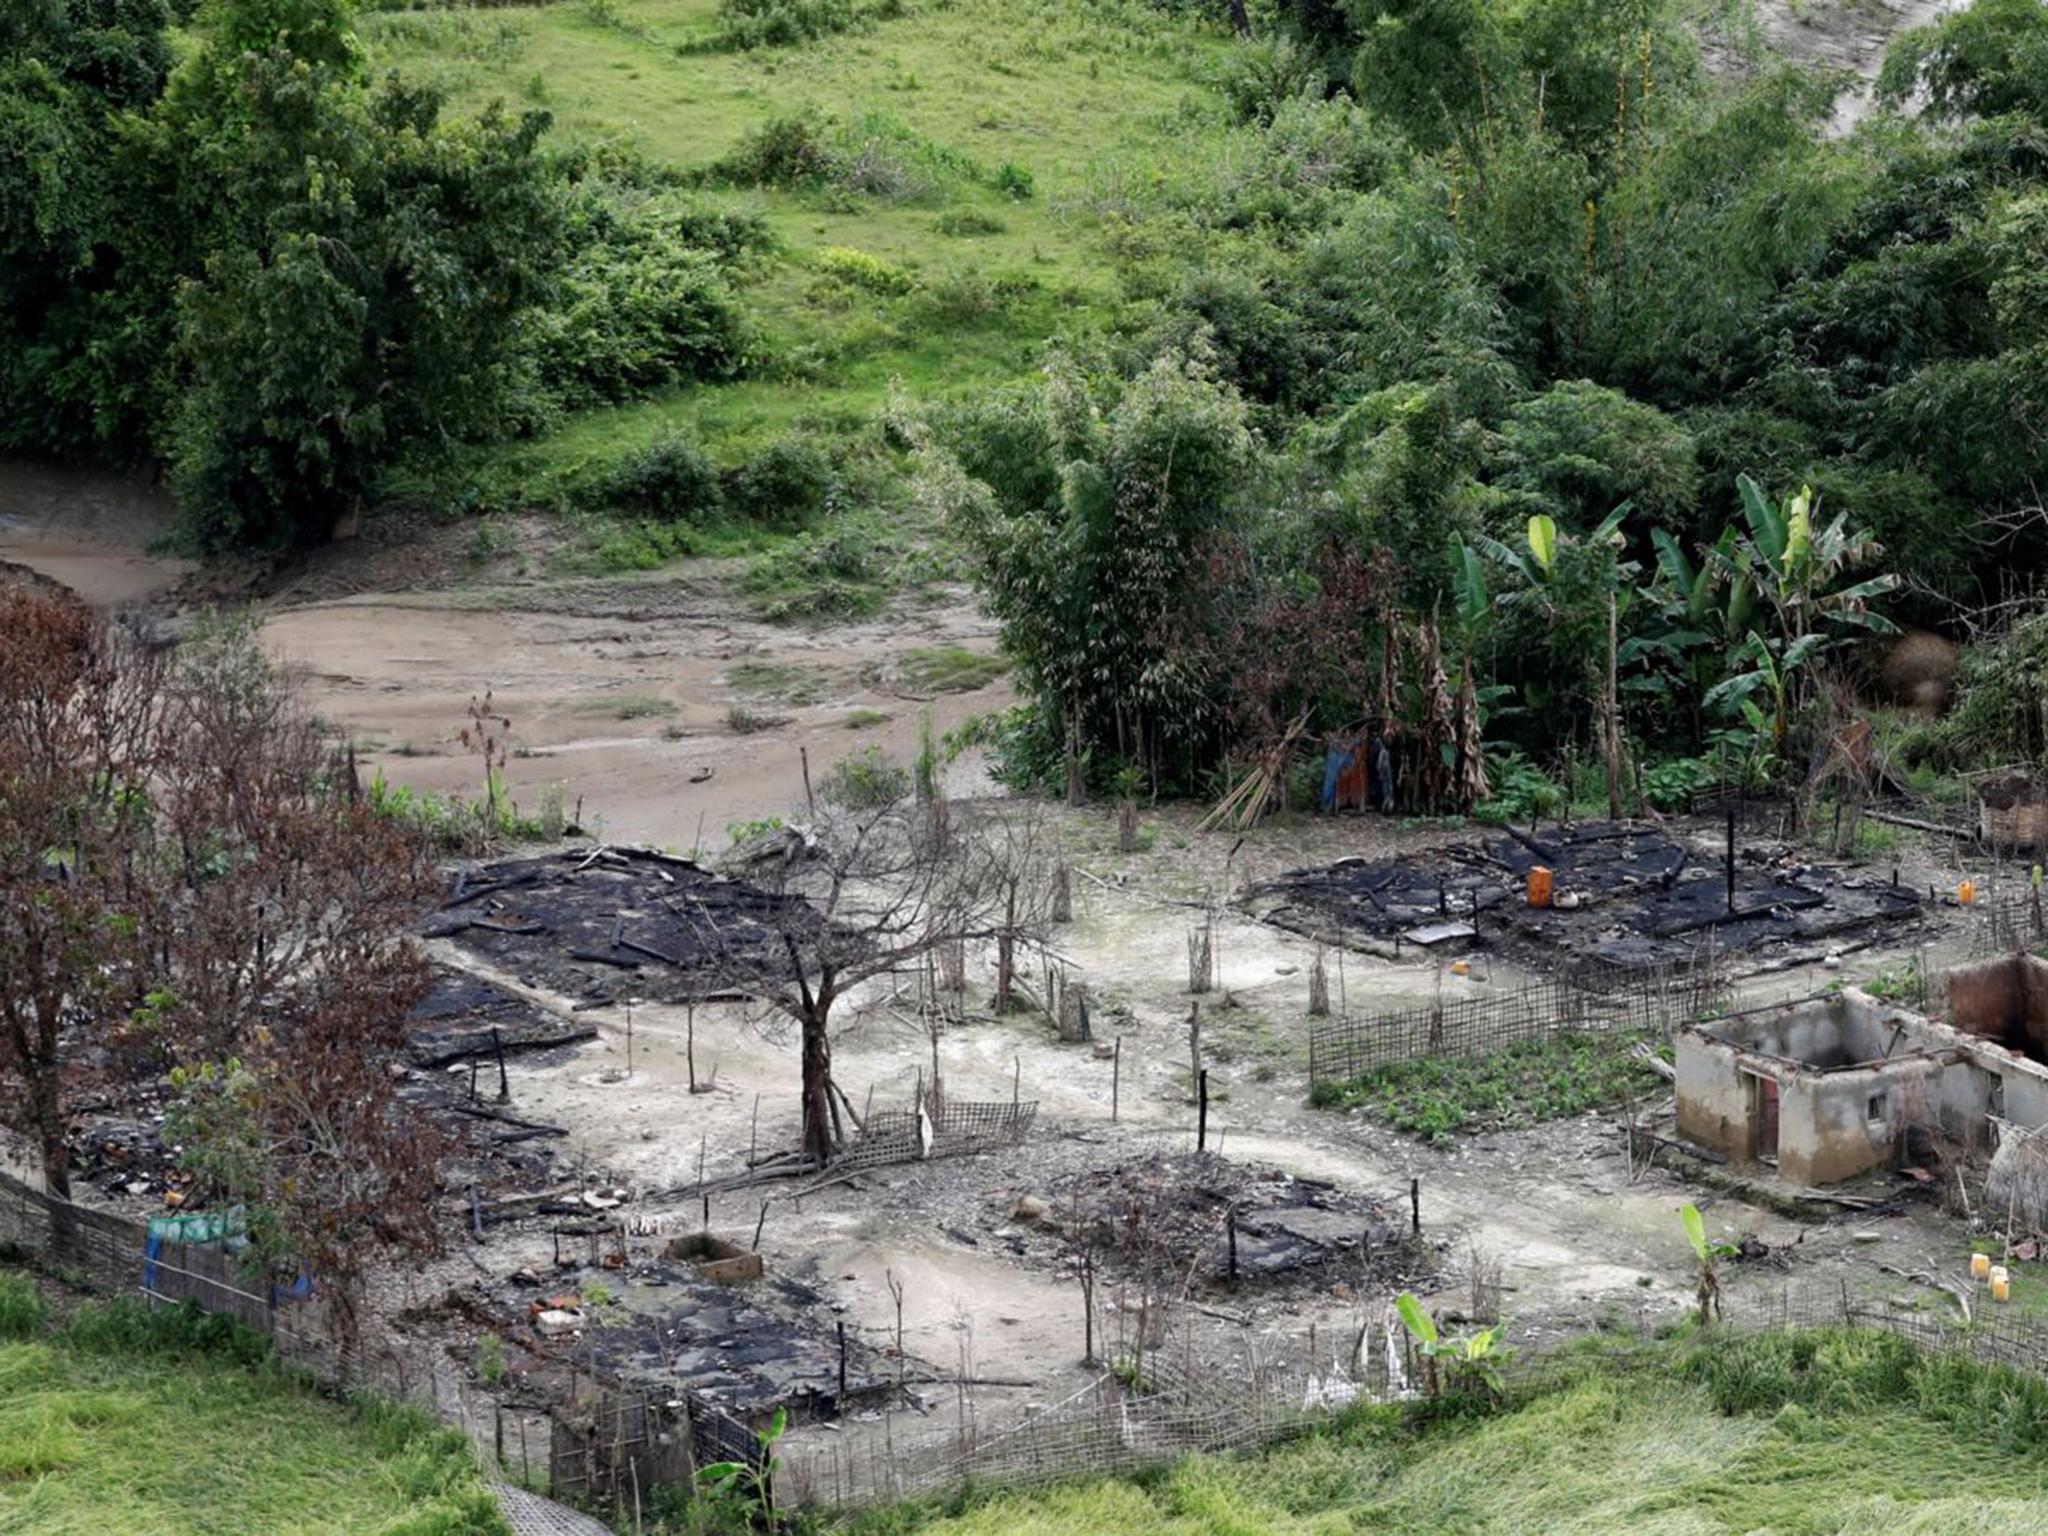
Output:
top-left (265, 582), bottom-right (1012, 843)
top-left (0, 458), bottom-right (191, 605)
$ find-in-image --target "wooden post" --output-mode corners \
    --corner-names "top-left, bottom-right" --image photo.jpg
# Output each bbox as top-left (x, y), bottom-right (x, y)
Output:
top-left (493, 1025), bottom-right (510, 1103)
top-left (1725, 804), bottom-right (1737, 914)
top-left (1112, 1036), bottom-right (1121, 1124)
top-left (1080, 1251), bottom-right (1096, 1365)
top-left (753, 1200), bottom-right (769, 1250)
top-left (1606, 587), bottom-right (1622, 821)
top-left (837, 1320), bottom-right (848, 1398)
top-left (1226, 1206), bottom-right (1238, 1282)
top-left (1410, 1177), bottom-right (1421, 1236)
top-left (1197, 1069), bottom-right (1210, 1153)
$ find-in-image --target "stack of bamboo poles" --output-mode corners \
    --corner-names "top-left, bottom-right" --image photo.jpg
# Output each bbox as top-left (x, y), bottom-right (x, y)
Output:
top-left (1200, 713), bottom-right (1310, 833)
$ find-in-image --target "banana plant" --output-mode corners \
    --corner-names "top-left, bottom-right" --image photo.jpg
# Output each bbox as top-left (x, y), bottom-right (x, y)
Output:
top-left (1396, 1291), bottom-right (1511, 1401)
top-left (698, 1405), bottom-right (787, 1530)
top-left (1449, 534), bottom-right (1491, 633)
top-left (1681, 1203), bottom-right (1739, 1327)
top-left (1620, 525), bottom-right (1748, 748)
top-left (1470, 503), bottom-right (1631, 593)
top-left (1701, 629), bottom-right (1825, 760)
top-left (1721, 475), bottom-right (1900, 647)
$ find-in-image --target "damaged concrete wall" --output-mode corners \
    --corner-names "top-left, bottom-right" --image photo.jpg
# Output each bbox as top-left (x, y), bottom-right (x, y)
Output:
top-left (1708, 993), bottom-right (1914, 1066)
top-left (1777, 1055), bottom-right (1940, 1185)
top-left (1947, 952), bottom-right (2048, 1054)
top-left (1677, 990), bottom-right (1952, 1184)
top-left (1675, 1031), bottom-right (1753, 1165)
top-left (1924, 957), bottom-right (2048, 1131)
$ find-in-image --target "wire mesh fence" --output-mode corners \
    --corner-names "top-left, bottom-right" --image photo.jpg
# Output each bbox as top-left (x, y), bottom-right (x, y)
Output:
top-left (18, 1160), bottom-right (2048, 1519)
top-left (0, 1164), bottom-right (489, 1436)
top-left (832, 1094), bottom-right (1039, 1173)
top-left (1306, 962), bottom-right (1727, 1089)
top-left (777, 1277), bottom-right (2048, 1512)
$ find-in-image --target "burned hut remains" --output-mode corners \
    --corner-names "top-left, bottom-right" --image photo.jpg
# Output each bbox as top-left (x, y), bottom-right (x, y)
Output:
top-left (1252, 819), bottom-right (1921, 976)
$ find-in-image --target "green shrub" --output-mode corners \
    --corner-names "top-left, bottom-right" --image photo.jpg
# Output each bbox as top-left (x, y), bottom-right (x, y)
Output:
top-left (714, 111), bottom-right (842, 187)
top-left (582, 519), bottom-right (696, 573)
top-left (743, 525), bottom-right (884, 620)
top-left (813, 245), bottom-right (914, 295)
top-left (821, 746), bottom-right (910, 809)
top-left (1217, 35), bottom-right (1323, 125)
top-left (917, 271), bottom-right (1002, 323)
top-left (992, 161), bottom-right (1035, 199)
top-left (592, 433), bottom-right (723, 520)
top-left (523, 238), bottom-right (756, 407)
top-left (715, 0), bottom-right (854, 49)
top-left (1942, 610), bottom-right (2048, 767)
top-left (933, 209), bottom-right (1006, 237)
top-left (1473, 747), bottom-right (1564, 823)
top-left (726, 437), bottom-right (838, 526)
top-left (0, 1271), bottom-right (47, 1340)
top-left (1640, 756), bottom-right (1713, 813)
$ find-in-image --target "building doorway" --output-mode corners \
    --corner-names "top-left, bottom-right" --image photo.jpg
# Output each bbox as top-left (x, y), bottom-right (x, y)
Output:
top-left (1745, 1071), bottom-right (1780, 1166)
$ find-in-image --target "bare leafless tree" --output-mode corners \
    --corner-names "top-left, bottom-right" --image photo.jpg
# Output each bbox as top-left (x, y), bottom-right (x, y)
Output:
top-left (684, 790), bottom-right (1051, 1168)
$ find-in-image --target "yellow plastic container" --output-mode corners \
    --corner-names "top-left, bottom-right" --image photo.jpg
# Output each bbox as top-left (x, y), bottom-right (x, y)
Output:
top-left (1972, 1252), bottom-right (1992, 1281)
top-left (1528, 866), bottom-right (1554, 909)
top-left (1992, 1274), bottom-right (2012, 1304)
top-left (1959, 880), bottom-right (1978, 906)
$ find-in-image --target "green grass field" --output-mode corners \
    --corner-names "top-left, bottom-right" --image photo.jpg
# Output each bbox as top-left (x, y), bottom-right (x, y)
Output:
top-left (361, 0), bottom-right (1236, 487)
top-left (0, 1274), bottom-right (508, 1536)
top-left (844, 1330), bottom-right (2048, 1536)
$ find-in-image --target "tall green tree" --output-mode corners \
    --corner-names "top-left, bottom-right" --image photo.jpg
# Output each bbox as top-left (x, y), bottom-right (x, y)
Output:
top-left (0, 0), bottom-right (174, 454)
top-left (156, 0), bottom-right (562, 548)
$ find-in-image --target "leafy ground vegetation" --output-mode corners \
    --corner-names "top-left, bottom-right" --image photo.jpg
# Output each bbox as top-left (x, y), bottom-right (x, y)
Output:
top-left (0, 1273), bottom-right (508, 1536)
top-left (825, 1328), bottom-right (2048, 1535)
top-left (1307, 1030), bottom-right (1670, 1141)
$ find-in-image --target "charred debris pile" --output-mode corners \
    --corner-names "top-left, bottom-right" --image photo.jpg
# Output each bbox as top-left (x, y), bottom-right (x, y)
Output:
top-left (492, 1259), bottom-right (893, 1421)
top-left (424, 846), bottom-right (841, 1007)
top-left (992, 1152), bottom-right (1440, 1296)
top-left (1251, 818), bottom-right (1922, 975)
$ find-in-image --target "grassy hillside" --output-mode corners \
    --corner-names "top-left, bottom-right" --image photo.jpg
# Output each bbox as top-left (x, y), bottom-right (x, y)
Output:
top-left (842, 1330), bottom-right (2048, 1536)
top-left (0, 1274), bottom-right (507, 1536)
top-left (361, 0), bottom-right (1235, 491)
